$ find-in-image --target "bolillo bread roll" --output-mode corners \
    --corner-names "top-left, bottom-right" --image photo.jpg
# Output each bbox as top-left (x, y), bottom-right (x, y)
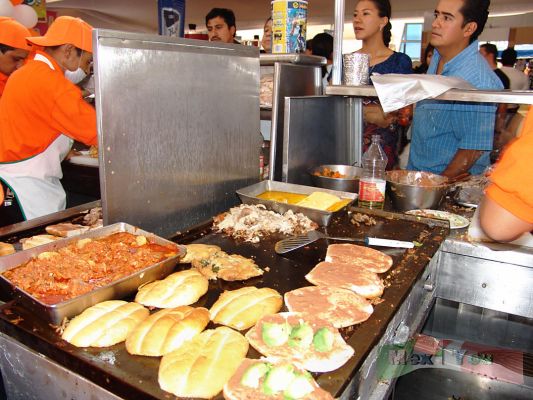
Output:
top-left (126, 306), bottom-right (209, 356)
top-left (62, 300), bottom-right (149, 347)
top-left (20, 234), bottom-right (59, 250)
top-left (0, 242), bottom-right (15, 257)
top-left (180, 243), bottom-right (221, 264)
top-left (159, 326), bottom-right (248, 399)
top-left (134, 269), bottom-right (208, 308)
top-left (210, 286), bottom-right (282, 331)
top-left (45, 222), bottom-right (89, 238)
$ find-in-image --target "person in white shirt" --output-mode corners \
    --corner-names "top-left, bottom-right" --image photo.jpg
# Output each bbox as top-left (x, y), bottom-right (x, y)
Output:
top-left (500, 47), bottom-right (529, 91)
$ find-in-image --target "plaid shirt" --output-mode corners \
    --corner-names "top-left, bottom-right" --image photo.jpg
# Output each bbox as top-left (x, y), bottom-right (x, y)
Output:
top-left (407, 40), bottom-right (503, 175)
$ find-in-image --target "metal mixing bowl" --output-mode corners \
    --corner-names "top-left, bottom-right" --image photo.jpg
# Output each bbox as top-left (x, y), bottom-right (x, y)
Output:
top-left (386, 170), bottom-right (449, 211)
top-left (309, 165), bottom-right (363, 193)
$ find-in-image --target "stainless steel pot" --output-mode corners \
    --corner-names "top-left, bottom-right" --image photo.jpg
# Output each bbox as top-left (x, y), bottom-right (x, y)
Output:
top-left (386, 170), bottom-right (449, 211)
top-left (309, 165), bottom-right (363, 193)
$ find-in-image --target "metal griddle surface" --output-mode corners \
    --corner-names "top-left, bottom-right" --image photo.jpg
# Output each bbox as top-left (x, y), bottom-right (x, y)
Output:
top-left (0, 207), bottom-right (448, 399)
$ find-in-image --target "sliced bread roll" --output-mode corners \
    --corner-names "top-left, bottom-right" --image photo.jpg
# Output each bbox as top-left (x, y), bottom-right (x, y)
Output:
top-left (20, 234), bottom-right (59, 250)
top-left (284, 286), bottom-right (373, 328)
top-left (125, 306), bottom-right (209, 356)
top-left (325, 243), bottom-right (393, 273)
top-left (223, 358), bottom-right (334, 400)
top-left (245, 312), bottom-right (354, 373)
top-left (134, 269), bottom-right (208, 308)
top-left (159, 326), bottom-right (248, 399)
top-left (192, 252), bottom-right (264, 281)
top-left (210, 286), bottom-right (283, 330)
top-left (180, 243), bottom-right (221, 264)
top-left (306, 261), bottom-right (384, 299)
top-left (45, 222), bottom-right (90, 238)
top-left (0, 242), bottom-right (15, 257)
top-left (62, 300), bottom-right (149, 347)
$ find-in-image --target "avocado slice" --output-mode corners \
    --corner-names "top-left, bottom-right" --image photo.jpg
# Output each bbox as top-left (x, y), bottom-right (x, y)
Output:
top-left (262, 364), bottom-right (295, 395)
top-left (283, 372), bottom-right (315, 399)
top-left (288, 322), bottom-right (314, 349)
top-left (240, 362), bottom-right (270, 388)
top-left (312, 327), bottom-right (334, 352)
top-left (262, 321), bottom-right (290, 347)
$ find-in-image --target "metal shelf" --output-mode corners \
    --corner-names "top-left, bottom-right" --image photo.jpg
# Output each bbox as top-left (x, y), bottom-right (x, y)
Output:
top-left (325, 85), bottom-right (533, 105)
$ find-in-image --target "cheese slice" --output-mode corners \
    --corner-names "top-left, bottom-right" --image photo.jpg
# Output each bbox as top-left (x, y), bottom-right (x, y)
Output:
top-left (296, 191), bottom-right (340, 211)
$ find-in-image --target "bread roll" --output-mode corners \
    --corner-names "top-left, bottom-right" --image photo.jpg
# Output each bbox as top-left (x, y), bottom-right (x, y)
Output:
top-left (210, 286), bottom-right (282, 330)
top-left (192, 252), bottom-right (264, 281)
top-left (245, 312), bottom-right (354, 373)
top-left (223, 358), bottom-right (335, 400)
top-left (45, 223), bottom-right (89, 238)
top-left (62, 300), bottom-right (149, 347)
top-left (20, 234), bottom-right (59, 250)
top-left (134, 269), bottom-right (208, 308)
top-left (284, 286), bottom-right (373, 328)
top-left (0, 242), bottom-right (15, 257)
top-left (306, 261), bottom-right (384, 299)
top-left (325, 243), bottom-right (393, 273)
top-left (180, 243), bottom-right (221, 264)
top-left (159, 326), bottom-right (248, 399)
top-left (126, 306), bottom-right (209, 356)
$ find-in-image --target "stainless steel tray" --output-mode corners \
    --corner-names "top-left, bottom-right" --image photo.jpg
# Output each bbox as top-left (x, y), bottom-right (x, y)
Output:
top-left (236, 180), bottom-right (357, 226)
top-left (0, 222), bottom-right (185, 324)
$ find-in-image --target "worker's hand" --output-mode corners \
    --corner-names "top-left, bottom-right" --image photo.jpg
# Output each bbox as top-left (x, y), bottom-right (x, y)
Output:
top-left (363, 104), bottom-right (396, 128)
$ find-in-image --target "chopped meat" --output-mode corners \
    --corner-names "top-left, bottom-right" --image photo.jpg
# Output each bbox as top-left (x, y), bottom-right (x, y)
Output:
top-left (213, 204), bottom-right (317, 243)
top-left (2, 232), bottom-right (179, 304)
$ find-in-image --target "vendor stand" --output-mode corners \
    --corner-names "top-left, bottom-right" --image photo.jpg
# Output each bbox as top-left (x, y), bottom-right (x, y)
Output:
top-left (0, 24), bottom-right (532, 400)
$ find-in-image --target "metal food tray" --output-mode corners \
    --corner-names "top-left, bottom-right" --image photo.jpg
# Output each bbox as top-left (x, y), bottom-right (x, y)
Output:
top-left (236, 180), bottom-right (357, 226)
top-left (0, 222), bottom-right (185, 324)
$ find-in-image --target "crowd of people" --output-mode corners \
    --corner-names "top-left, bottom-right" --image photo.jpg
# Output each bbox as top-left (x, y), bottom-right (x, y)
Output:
top-left (0, 1), bottom-right (531, 240)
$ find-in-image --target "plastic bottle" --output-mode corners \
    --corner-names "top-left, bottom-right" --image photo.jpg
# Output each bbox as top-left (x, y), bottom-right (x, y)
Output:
top-left (358, 135), bottom-right (387, 209)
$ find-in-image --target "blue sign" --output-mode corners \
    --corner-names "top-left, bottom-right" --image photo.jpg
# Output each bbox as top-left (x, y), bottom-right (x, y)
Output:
top-left (158, 0), bottom-right (186, 37)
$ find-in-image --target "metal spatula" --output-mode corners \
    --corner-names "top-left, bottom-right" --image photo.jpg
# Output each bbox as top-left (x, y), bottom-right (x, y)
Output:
top-left (274, 230), bottom-right (414, 254)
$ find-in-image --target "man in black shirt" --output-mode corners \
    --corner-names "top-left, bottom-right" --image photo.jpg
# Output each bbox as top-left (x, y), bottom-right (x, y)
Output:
top-left (479, 43), bottom-right (510, 89)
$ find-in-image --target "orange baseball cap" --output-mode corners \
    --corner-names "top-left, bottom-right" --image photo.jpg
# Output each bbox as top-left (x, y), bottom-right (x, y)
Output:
top-left (27, 16), bottom-right (93, 53)
top-left (0, 17), bottom-right (33, 51)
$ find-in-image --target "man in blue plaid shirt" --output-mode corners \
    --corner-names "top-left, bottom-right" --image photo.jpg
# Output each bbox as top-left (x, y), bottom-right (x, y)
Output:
top-left (407, 0), bottom-right (503, 178)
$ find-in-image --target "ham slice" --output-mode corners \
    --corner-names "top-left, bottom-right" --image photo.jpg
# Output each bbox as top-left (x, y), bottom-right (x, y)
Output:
top-left (325, 243), bottom-right (393, 273)
top-left (306, 261), bottom-right (384, 299)
top-left (284, 286), bottom-right (373, 328)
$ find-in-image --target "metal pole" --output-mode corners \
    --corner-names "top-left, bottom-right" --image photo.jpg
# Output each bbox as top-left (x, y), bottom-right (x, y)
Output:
top-left (331, 0), bottom-right (345, 85)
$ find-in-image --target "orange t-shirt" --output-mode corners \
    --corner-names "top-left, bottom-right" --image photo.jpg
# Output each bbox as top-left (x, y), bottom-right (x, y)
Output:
top-left (0, 51), bottom-right (97, 162)
top-left (0, 71), bottom-right (7, 98)
top-left (486, 106), bottom-right (533, 223)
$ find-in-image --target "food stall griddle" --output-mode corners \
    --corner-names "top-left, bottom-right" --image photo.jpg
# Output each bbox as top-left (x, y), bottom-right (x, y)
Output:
top-left (0, 207), bottom-right (448, 399)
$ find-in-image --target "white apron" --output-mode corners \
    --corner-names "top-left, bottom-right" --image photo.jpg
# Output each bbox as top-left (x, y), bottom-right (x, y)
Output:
top-left (0, 54), bottom-right (74, 220)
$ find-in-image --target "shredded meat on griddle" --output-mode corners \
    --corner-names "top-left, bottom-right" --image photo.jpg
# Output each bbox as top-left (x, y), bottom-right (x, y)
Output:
top-left (212, 204), bottom-right (317, 243)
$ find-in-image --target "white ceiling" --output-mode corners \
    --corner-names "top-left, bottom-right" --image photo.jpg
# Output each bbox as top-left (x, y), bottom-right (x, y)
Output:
top-left (47, 0), bottom-right (533, 33)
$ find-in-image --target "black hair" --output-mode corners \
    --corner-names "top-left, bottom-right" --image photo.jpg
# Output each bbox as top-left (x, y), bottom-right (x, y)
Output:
top-left (366, 0), bottom-right (392, 47)
top-left (306, 39), bottom-right (313, 51)
top-left (459, 0), bottom-right (490, 43)
top-left (501, 47), bottom-right (517, 66)
top-left (205, 8), bottom-right (236, 33)
top-left (311, 33), bottom-right (334, 78)
top-left (480, 43), bottom-right (497, 62)
top-left (311, 33), bottom-right (333, 60)
top-left (413, 43), bottom-right (434, 73)
top-left (0, 44), bottom-right (15, 54)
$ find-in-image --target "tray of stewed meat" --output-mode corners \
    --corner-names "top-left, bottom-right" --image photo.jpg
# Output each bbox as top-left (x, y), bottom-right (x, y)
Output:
top-left (0, 222), bottom-right (185, 324)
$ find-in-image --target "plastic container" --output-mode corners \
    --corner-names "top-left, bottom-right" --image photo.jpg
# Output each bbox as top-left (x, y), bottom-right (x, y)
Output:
top-left (358, 135), bottom-right (387, 209)
top-left (271, 0), bottom-right (308, 54)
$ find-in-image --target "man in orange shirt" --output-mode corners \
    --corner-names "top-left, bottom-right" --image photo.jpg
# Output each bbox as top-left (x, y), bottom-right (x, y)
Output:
top-left (480, 106), bottom-right (533, 241)
top-left (0, 17), bottom-right (32, 97)
top-left (0, 16), bottom-right (97, 227)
